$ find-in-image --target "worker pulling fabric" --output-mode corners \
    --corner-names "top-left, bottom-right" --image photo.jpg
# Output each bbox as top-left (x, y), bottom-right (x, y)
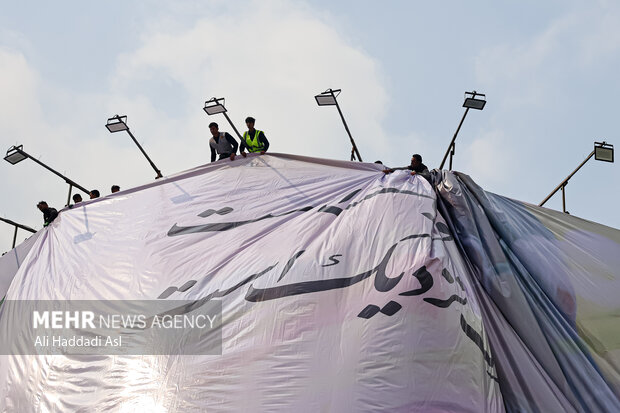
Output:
top-left (240, 116), bottom-right (269, 156)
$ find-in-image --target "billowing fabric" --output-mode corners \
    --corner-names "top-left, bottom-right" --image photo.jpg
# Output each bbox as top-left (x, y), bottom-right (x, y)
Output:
top-left (0, 153), bottom-right (618, 412)
top-left (0, 154), bottom-right (501, 412)
top-left (0, 231), bottom-right (40, 299)
top-left (434, 171), bottom-right (620, 412)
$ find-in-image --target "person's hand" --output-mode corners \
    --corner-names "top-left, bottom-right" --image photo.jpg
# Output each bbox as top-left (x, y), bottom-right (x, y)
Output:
top-left (383, 169), bottom-right (394, 174)
top-left (410, 171), bottom-right (417, 176)
top-left (241, 151), bottom-right (247, 158)
top-left (260, 151), bottom-right (266, 155)
top-left (230, 153), bottom-right (236, 161)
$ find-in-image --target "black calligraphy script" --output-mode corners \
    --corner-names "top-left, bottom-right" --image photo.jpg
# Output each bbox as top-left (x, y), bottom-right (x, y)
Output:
top-left (158, 185), bottom-right (493, 372)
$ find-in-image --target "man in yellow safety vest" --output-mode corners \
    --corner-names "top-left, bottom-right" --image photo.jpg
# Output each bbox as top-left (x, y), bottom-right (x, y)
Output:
top-left (240, 116), bottom-right (270, 157)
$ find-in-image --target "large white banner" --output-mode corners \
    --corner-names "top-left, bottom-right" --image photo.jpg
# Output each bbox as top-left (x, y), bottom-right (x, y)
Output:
top-left (0, 154), bottom-right (502, 412)
top-left (0, 231), bottom-right (40, 299)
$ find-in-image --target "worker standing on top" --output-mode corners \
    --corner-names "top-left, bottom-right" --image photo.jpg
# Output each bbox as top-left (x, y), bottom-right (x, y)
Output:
top-left (37, 201), bottom-right (58, 227)
top-left (240, 116), bottom-right (269, 157)
top-left (209, 122), bottom-right (239, 162)
top-left (383, 154), bottom-right (431, 181)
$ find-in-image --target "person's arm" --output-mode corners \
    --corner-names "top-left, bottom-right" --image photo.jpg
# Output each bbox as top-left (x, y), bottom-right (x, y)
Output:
top-left (225, 133), bottom-right (238, 160)
top-left (239, 137), bottom-right (247, 154)
top-left (225, 133), bottom-right (239, 153)
top-left (210, 145), bottom-right (216, 162)
top-left (259, 131), bottom-right (269, 153)
top-left (383, 166), bottom-right (409, 174)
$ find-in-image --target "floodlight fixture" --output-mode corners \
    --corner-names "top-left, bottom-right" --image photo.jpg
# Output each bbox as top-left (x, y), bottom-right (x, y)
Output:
top-left (540, 141), bottom-right (615, 213)
top-left (4, 145), bottom-right (28, 165)
top-left (105, 114), bottom-right (163, 179)
top-left (203, 97), bottom-right (228, 115)
top-left (463, 91), bottom-right (486, 110)
top-left (3, 144), bottom-right (89, 206)
top-left (594, 141), bottom-right (614, 163)
top-left (202, 97), bottom-right (243, 140)
top-left (440, 90), bottom-right (486, 170)
top-left (314, 89), bottom-right (340, 106)
top-left (314, 88), bottom-right (363, 162)
top-left (106, 115), bottom-right (129, 133)
top-left (0, 216), bottom-right (36, 250)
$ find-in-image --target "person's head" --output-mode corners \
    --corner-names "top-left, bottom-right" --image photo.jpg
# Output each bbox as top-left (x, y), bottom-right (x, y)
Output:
top-left (245, 116), bottom-right (255, 130)
top-left (411, 154), bottom-right (423, 168)
top-left (89, 190), bottom-right (100, 199)
top-left (111, 185), bottom-right (120, 193)
top-left (72, 194), bottom-right (83, 203)
top-left (374, 160), bottom-right (383, 165)
top-left (37, 201), bottom-right (48, 212)
top-left (208, 122), bottom-right (219, 137)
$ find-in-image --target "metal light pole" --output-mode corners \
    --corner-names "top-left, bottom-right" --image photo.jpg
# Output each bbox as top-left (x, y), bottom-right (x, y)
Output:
top-left (0, 217), bottom-right (36, 249)
top-left (203, 97), bottom-right (244, 141)
top-left (4, 145), bottom-right (90, 206)
top-left (539, 141), bottom-right (614, 213)
top-left (106, 115), bottom-right (163, 179)
top-left (315, 89), bottom-right (363, 162)
top-left (439, 91), bottom-right (486, 170)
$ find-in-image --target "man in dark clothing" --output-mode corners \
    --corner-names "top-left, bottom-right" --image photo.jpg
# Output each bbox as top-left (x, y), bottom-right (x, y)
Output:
top-left (37, 201), bottom-right (58, 227)
top-left (209, 122), bottom-right (239, 162)
top-left (383, 154), bottom-right (431, 180)
top-left (240, 116), bottom-right (269, 157)
top-left (69, 194), bottom-right (83, 209)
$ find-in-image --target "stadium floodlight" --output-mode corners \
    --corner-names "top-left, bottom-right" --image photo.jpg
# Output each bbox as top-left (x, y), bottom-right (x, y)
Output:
top-left (203, 97), bottom-right (243, 140)
top-left (540, 141), bottom-right (615, 213)
top-left (203, 97), bottom-right (228, 115)
top-left (314, 88), bottom-right (363, 162)
top-left (463, 92), bottom-right (486, 110)
top-left (0, 216), bottom-right (36, 250)
top-left (440, 90), bottom-right (486, 170)
top-left (4, 144), bottom-right (90, 206)
top-left (105, 115), bottom-right (163, 179)
top-left (4, 145), bottom-right (28, 165)
top-left (594, 141), bottom-right (614, 162)
top-left (105, 115), bottom-right (129, 132)
top-left (314, 92), bottom-right (337, 106)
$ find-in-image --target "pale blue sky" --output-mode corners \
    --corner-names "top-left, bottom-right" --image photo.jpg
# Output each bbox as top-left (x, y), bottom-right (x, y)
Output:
top-left (1, 0), bottom-right (619, 251)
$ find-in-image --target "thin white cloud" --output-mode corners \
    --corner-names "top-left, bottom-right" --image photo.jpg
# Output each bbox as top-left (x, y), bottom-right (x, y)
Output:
top-left (475, 14), bottom-right (577, 84)
top-left (578, 7), bottom-right (620, 65)
top-left (0, 0), bottom-right (391, 251)
top-left (108, 0), bottom-right (389, 163)
top-left (461, 130), bottom-right (514, 187)
top-left (0, 48), bottom-right (43, 139)
top-left (475, 3), bottom-right (620, 95)
top-left (468, 3), bottom-right (620, 210)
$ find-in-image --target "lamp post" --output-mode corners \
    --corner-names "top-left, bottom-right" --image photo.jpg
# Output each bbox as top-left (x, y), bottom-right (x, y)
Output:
top-left (539, 141), bottom-right (614, 213)
top-left (314, 88), bottom-right (363, 162)
top-left (4, 145), bottom-right (90, 206)
top-left (439, 91), bottom-right (486, 170)
top-left (0, 217), bottom-right (36, 249)
top-left (106, 115), bottom-right (163, 179)
top-left (203, 97), bottom-right (243, 141)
